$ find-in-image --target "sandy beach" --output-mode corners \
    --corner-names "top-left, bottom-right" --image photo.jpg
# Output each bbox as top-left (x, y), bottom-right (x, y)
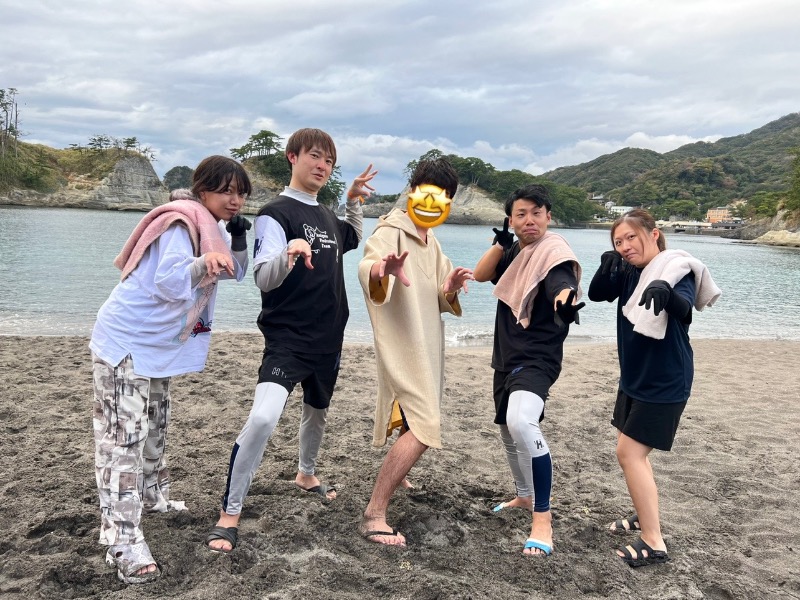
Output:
top-left (1, 334), bottom-right (798, 599)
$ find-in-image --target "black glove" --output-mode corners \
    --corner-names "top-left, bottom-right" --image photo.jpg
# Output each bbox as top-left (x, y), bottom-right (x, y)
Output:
top-left (226, 214), bottom-right (251, 251)
top-left (492, 217), bottom-right (514, 249)
top-left (554, 289), bottom-right (586, 328)
top-left (639, 279), bottom-right (693, 320)
top-left (638, 280), bottom-right (672, 316)
top-left (599, 250), bottom-right (623, 278)
top-left (226, 214), bottom-right (252, 237)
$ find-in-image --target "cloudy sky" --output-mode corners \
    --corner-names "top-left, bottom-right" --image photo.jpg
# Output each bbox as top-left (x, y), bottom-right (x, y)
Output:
top-left (2, 0), bottom-right (799, 194)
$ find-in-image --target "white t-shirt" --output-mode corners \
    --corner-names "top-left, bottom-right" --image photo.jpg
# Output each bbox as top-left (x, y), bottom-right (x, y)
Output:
top-left (90, 222), bottom-right (246, 378)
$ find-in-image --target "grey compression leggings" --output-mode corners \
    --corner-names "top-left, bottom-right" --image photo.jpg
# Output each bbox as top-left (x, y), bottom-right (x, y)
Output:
top-left (222, 381), bottom-right (328, 515)
top-left (499, 390), bottom-right (550, 500)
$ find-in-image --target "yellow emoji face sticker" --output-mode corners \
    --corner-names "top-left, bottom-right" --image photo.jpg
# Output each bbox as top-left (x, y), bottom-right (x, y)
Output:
top-left (406, 184), bottom-right (452, 228)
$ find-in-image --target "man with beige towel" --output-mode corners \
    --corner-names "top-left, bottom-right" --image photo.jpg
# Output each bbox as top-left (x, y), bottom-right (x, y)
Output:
top-left (474, 183), bottom-right (584, 557)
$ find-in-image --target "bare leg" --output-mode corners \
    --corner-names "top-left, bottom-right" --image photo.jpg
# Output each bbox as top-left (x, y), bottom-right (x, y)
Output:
top-left (523, 510), bottom-right (553, 556)
top-left (360, 430), bottom-right (428, 546)
top-left (616, 432), bottom-right (667, 558)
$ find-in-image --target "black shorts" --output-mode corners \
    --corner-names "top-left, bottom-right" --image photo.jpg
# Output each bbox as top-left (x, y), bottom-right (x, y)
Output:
top-left (492, 367), bottom-right (553, 426)
top-left (611, 389), bottom-right (686, 451)
top-left (257, 347), bottom-right (341, 410)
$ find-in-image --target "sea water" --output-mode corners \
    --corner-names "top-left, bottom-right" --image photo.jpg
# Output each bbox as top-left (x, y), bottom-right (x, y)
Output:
top-left (1, 206), bottom-right (798, 345)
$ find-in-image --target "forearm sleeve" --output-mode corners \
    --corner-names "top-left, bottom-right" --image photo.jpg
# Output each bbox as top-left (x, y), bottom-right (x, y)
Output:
top-left (190, 257), bottom-right (206, 287)
top-left (344, 198), bottom-right (364, 241)
top-left (588, 266), bottom-right (621, 302)
top-left (253, 248), bottom-right (292, 293)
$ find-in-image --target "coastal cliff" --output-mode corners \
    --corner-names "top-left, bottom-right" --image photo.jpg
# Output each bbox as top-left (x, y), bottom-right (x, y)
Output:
top-left (0, 154), bottom-right (283, 215)
top-left (0, 155), bottom-right (168, 211)
top-left (723, 210), bottom-right (800, 247)
top-left (361, 184), bottom-right (506, 226)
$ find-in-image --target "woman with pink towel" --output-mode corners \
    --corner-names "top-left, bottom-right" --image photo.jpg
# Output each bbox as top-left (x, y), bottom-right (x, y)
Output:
top-left (588, 208), bottom-right (720, 568)
top-left (89, 155), bottom-right (252, 584)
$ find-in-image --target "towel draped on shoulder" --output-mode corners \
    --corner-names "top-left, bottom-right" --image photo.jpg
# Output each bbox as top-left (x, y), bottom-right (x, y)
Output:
top-left (492, 232), bottom-right (582, 329)
top-left (112, 199), bottom-right (233, 342)
top-left (113, 199), bottom-right (232, 288)
top-left (622, 249), bottom-right (721, 340)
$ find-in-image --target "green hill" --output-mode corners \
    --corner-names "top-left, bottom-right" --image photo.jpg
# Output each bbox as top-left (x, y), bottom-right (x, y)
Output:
top-left (545, 147), bottom-right (665, 192)
top-left (542, 112), bottom-right (800, 219)
top-left (0, 140), bottom-right (141, 193)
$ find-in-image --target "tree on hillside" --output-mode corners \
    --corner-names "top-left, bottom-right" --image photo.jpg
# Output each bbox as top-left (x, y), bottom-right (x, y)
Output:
top-left (448, 155), bottom-right (496, 187)
top-left (231, 130), bottom-right (283, 160)
top-left (0, 88), bottom-right (20, 157)
top-left (491, 169), bottom-right (539, 203)
top-left (403, 150), bottom-right (599, 224)
top-left (163, 166), bottom-right (194, 190)
top-left (87, 134), bottom-right (112, 152)
top-left (787, 147), bottom-right (800, 212)
top-left (404, 149), bottom-right (445, 180)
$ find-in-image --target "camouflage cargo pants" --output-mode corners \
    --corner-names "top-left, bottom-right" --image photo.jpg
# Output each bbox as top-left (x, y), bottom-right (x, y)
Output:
top-left (92, 353), bottom-right (172, 546)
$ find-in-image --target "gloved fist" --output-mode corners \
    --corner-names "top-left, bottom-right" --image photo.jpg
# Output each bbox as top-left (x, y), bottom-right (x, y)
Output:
top-left (638, 279), bottom-right (672, 316)
top-left (226, 214), bottom-right (252, 237)
top-left (599, 250), bottom-right (623, 278)
top-left (492, 217), bottom-right (514, 249)
top-left (554, 289), bottom-right (586, 328)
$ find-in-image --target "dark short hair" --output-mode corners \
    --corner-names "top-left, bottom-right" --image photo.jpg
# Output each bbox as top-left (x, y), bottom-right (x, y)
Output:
top-left (408, 157), bottom-right (459, 199)
top-left (505, 183), bottom-right (551, 216)
top-left (191, 155), bottom-right (252, 197)
top-left (611, 208), bottom-right (667, 251)
top-left (285, 128), bottom-right (337, 167)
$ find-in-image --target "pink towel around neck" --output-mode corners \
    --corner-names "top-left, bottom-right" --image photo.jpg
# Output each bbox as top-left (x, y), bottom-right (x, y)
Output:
top-left (114, 199), bottom-right (231, 287)
top-left (493, 232), bottom-right (582, 329)
top-left (113, 199), bottom-right (232, 342)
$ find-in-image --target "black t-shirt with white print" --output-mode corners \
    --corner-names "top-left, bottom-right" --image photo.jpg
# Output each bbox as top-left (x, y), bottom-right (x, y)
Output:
top-left (256, 195), bottom-right (359, 353)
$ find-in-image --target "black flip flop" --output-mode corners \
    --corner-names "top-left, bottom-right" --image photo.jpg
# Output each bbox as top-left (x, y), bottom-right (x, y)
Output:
top-left (205, 526), bottom-right (238, 554)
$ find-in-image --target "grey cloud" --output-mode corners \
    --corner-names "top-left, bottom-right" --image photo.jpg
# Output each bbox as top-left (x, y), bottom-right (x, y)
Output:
top-left (2, 0), bottom-right (798, 191)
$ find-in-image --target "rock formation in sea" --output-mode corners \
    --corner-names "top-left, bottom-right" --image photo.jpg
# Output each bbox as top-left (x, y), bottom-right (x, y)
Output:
top-left (0, 155), bottom-right (167, 211)
top-left (360, 184), bottom-right (506, 226)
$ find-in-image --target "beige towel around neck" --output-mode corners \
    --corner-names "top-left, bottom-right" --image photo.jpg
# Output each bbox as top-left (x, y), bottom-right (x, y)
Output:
top-left (493, 232), bottom-right (582, 329)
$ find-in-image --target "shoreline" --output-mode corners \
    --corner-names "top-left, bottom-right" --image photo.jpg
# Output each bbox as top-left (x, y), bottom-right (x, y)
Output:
top-left (3, 203), bottom-right (797, 247)
top-left (4, 332), bottom-right (799, 346)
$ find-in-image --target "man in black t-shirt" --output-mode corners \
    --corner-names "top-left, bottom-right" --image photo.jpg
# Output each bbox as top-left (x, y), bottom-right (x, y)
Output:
top-left (473, 183), bottom-right (584, 558)
top-left (206, 128), bottom-right (378, 553)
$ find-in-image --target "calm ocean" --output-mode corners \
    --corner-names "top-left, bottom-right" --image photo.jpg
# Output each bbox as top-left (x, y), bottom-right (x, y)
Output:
top-left (1, 206), bottom-right (798, 345)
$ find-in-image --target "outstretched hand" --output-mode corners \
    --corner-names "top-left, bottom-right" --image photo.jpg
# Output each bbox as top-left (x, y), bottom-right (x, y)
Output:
top-left (347, 163), bottom-right (379, 203)
top-left (492, 217), bottom-right (514, 249)
top-left (376, 251), bottom-right (411, 286)
top-left (638, 279), bottom-right (672, 316)
top-left (554, 289), bottom-right (585, 328)
top-left (287, 239), bottom-right (314, 270)
top-left (444, 266), bottom-right (475, 295)
top-left (204, 251), bottom-right (234, 277)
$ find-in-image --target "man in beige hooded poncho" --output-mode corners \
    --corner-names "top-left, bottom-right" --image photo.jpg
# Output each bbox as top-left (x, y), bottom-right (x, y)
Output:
top-left (357, 158), bottom-right (474, 547)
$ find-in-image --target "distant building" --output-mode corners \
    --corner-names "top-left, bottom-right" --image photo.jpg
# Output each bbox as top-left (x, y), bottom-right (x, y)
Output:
top-left (706, 206), bottom-right (732, 223)
top-left (608, 205), bottom-right (635, 216)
